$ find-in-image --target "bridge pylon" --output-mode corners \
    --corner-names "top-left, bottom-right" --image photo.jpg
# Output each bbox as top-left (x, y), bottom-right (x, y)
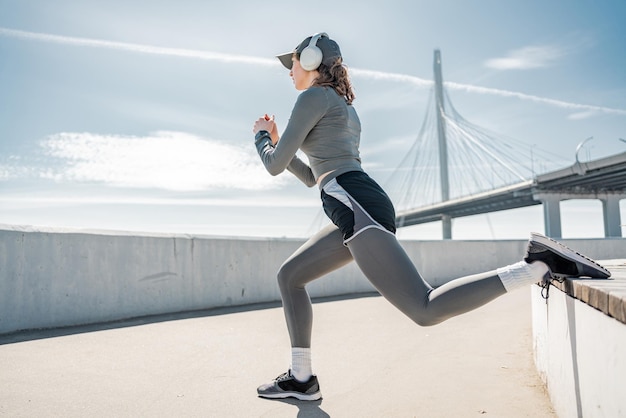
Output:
top-left (392, 51), bottom-right (626, 240)
top-left (434, 50), bottom-right (452, 239)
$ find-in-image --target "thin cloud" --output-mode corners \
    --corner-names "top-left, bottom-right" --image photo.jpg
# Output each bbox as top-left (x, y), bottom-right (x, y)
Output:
top-left (1, 27), bottom-right (625, 117)
top-left (0, 27), bottom-right (276, 66)
top-left (444, 82), bottom-right (626, 116)
top-left (0, 26), bottom-right (433, 88)
top-left (349, 68), bottom-right (432, 87)
top-left (7, 131), bottom-right (287, 191)
top-left (484, 45), bottom-right (564, 70)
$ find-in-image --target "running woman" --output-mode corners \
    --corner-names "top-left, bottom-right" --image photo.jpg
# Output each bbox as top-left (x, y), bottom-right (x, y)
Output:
top-left (251, 32), bottom-right (610, 401)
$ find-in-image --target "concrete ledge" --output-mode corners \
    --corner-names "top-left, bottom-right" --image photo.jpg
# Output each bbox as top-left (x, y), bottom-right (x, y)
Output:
top-left (531, 260), bottom-right (626, 418)
top-left (548, 259), bottom-right (626, 324)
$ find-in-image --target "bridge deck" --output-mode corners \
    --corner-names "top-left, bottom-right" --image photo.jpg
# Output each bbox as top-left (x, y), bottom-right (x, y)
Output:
top-left (396, 151), bottom-right (626, 228)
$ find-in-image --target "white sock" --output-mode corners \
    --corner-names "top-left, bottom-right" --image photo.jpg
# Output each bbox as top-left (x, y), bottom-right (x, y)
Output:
top-left (497, 261), bottom-right (548, 292)
top-left (290, 347), bottom-right (312, 382)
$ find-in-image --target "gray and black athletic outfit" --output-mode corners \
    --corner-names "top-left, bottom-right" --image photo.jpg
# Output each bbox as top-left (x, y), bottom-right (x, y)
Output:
top-left (255, 86), bottom-right (520, 349)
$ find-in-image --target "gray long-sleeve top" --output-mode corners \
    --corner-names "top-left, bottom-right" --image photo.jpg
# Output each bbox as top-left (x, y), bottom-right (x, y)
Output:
top-left (255, 86), bottom-right (363, 189)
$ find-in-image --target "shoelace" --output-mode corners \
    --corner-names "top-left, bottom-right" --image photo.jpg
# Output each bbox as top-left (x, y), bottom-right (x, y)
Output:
top-left (275, 372), bottom-right (293, 382)
top-left (540, 276), bottom-right (565, 300)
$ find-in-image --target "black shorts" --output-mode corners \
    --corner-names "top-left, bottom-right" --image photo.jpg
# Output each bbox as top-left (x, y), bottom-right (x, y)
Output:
top-left (321, 171), bottom-right (396, 244)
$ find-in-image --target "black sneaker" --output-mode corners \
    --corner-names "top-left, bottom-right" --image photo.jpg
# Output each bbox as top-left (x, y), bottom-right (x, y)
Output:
top-left (524, 232), bottom-right (611, 280)
top-left (257, 370), bottom-right (322, 401)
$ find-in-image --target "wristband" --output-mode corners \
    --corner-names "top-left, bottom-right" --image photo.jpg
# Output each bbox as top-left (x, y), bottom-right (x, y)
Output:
top-left (254, 130), bottom-right (272, 144)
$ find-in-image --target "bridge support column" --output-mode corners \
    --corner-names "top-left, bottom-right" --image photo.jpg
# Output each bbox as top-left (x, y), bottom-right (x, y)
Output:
top-left (601, 195), bottom-right (623, 237)
top-left (442, 215), bottom-right (452, 240)
top-left (534, 194), bottom-right (562, 239)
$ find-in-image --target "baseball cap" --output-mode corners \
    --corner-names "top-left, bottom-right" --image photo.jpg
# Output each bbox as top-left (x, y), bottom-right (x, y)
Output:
top-left (276, 33), bottom-right (342, 70)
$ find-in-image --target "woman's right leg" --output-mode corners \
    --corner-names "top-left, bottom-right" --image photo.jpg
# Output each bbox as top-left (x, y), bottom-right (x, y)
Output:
top-left (277, 223), bottom-right (353, 348)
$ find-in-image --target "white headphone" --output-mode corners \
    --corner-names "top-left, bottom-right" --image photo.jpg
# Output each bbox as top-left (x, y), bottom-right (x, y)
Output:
top-left (299, 32), bottom-right (328, 71)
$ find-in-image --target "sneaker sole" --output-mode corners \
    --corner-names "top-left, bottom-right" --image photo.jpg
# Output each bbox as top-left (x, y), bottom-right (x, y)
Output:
top-left (258, 391), bottom-right (322, 401)
top-left (530, 232), bottom-right (611, 279)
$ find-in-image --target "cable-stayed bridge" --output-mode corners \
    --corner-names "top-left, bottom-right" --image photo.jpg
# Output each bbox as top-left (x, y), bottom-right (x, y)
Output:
top-left (385, 50), bottom-right (626, 239)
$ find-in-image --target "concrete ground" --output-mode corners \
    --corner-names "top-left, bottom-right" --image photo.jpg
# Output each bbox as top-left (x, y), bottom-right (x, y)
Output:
top-left (0, 288), bottom-right (555, 417)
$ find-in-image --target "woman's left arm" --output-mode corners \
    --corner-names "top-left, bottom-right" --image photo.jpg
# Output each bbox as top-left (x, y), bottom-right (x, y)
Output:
top-left (286, 155), bottom-right (316, 187)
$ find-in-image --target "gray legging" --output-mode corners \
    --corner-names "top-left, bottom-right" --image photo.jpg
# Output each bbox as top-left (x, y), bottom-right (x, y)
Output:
top-left (277, 224), bottom-right (507, 348)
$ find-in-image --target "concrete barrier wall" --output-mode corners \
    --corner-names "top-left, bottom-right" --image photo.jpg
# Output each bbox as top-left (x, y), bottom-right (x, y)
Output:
top-left (2, 225), bottom-right (625, 335)
top-left (531, 285), bottom-right (626, 418)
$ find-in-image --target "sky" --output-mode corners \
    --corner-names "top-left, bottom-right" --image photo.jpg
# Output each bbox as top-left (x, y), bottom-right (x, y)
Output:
top-left (1, 0), bottom-right (625, 240)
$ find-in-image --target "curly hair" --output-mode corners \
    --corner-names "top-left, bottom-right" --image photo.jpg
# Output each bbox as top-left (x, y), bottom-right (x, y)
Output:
top-left (310, 58), bottom-right (355, 105)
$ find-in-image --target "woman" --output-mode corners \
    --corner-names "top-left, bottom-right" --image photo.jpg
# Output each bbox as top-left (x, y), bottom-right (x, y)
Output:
top-left (252, 33), bottom-right (610, 401)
